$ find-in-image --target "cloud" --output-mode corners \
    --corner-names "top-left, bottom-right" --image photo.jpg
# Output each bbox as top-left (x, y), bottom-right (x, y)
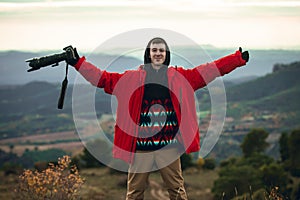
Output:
top-left (0, 0), bottom-right (299, 50)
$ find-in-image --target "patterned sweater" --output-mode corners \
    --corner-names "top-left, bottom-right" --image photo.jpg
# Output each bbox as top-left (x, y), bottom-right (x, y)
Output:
top-left (136, 65), bottom-right (180, 151)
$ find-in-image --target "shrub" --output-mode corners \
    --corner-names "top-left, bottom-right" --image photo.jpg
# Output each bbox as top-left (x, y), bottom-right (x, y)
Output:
top-left (80, 139), bottom-right (111, 168)
top-left (2, 161), bottom-right (23, 176)
top-left (291, 183), bottom-right (300, 200)
top-left (212, 165), bottom-right (263, 199)
top-left (266, 187), bottom-right (286, 200)
top-left (196, 157), bottom-right (205, 168)
top-left (15, 155), bottom-right (84, 200)
top-left (260, 163), bottom-right (289, 193)
top-left (180, 153), bottom-right (194, 170)
top-left (203, 158), bottom-right (216, 170)
top-left (240, 128), bottom-right (269, 157)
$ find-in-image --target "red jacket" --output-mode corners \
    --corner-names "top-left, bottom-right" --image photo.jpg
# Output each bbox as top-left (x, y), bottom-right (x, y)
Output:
top-left (74, 50), bottom-right (246, 163)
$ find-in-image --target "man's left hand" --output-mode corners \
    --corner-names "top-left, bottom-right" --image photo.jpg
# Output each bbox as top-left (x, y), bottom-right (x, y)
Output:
top-left (239, 47), bottom-right (249, 62)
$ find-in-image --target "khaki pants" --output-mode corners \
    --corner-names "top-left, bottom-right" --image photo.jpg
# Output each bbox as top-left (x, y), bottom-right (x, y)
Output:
top-left (126, 148), bottom-right (188, 200)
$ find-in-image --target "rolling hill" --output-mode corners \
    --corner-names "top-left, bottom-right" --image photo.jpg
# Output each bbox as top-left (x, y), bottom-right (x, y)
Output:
top-left (1, 49), bottom-right (300, 85)
top-left (0, 60), bottom-right (299, 164)
top-left (0, 60), bottom-right (299, 139)
top-left (225, 61), bottom-right (300, 128)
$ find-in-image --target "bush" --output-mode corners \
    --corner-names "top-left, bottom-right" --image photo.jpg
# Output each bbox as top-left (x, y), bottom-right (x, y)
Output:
top-left (212, 165), bottom-right (263, 199)
top-left (0, 150), bottom-right (19, 169)
top-left (291, 183), bottom-right (300, 200)
top-left (15, 155), bottom-right (84, 200)
top-left (203, 158), bottom-right (216, 170)
top-left (279, 129), bottom-right (300, 177)
top-left (252, 188), bottom-right (267, 200)
top-left (21, 148), bottom-right (68, 168)
top-left (260, 163), bottom-right (289, 193)
top-left (266, 187), bottom-right (287, 200)
top-left (80, 139), bottom-right (111, 168)
top-left (2, 162), bottom-right (22, 176)
top-left (180, 153), bottom-right (194, 170)
top-left (240, 128), bottom-right (269, 157)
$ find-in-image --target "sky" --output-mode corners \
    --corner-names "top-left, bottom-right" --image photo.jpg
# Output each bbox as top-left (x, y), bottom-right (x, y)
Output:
top-left (0, 0), bottom-right (300, 51)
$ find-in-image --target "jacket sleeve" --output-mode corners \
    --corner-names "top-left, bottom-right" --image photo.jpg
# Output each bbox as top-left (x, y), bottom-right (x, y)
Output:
top-left (74, 57), bottom-right (123, 94)
top-left (182, 50), bottom-right (247, 90)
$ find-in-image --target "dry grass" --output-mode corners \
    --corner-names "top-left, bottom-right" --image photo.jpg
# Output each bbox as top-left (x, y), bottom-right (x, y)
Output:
top-left (15, 155), bottom-right (84, 200)
top-left (0, 165), bottom-right (218, 200)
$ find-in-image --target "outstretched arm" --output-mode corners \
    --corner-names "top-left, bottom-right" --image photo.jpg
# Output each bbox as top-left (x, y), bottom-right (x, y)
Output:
top-left (183, 47), bottom-right (249, 90)
top-left (65, 47), bottom-right (122, 95)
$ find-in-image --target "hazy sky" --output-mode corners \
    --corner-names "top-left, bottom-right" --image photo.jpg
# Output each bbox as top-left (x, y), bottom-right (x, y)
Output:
top-left (0, 0), bottom-right (300, 51)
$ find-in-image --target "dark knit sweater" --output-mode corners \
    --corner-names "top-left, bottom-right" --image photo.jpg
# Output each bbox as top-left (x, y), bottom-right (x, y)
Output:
top-left (136, 65), bottom-right (179, 151)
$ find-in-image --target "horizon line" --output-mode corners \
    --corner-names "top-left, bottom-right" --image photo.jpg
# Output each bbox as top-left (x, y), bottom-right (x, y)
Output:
top-left (1, 46), bottom-right (300, 53)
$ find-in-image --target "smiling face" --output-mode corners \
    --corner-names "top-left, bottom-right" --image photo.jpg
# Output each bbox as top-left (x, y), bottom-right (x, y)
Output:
top-left (149, 42), bottom-right (166, 70)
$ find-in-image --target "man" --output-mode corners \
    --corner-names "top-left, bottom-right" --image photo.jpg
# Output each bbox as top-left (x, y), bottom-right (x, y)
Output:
top-left (66, 37), bottom-right (249, 199)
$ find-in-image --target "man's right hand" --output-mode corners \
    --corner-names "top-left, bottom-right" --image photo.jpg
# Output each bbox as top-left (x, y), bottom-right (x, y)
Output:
top-left (64, 46), bottom-right (80, 66)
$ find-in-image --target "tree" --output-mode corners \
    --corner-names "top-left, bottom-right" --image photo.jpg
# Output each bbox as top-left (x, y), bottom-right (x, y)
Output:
top-left (81, 147), bottom-right (103, 168)
top-left (240, 128), bottom-right (269, 157)
top-left (203, 158), bottom-right (216, 170)
top-left (180, 153), bottom-right (194, 170)
top-left (212, 165), bottom-right (263, 199)
top-left (260, 163), bottom-right (289, 194)
top-left (80, 139), bottom-right (112, 168)
top-left (292, 183), bottom-right (300, 200)
top-left (213, 129), bottom-right (291, 199)
top-left (288, 129), bottom-right (300, 177)
top-left (279, 132), bottom-right (289, 162)
top-left (9, 144), bottom-right (14, 153)
top-left (20, 148), bottom-right (68, 168)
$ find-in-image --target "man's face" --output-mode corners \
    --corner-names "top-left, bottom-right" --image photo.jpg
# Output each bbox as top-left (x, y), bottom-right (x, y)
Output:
top-left (149, 42), bottom-right (166, 68)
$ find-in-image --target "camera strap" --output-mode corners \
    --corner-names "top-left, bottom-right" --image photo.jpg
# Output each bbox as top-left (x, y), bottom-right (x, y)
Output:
top-left (57, 63), bottom-right (69, 109)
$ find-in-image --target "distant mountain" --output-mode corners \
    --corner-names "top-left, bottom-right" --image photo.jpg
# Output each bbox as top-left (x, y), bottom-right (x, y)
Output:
top-left (171, 48), bottom-right (300, 80)
top-left (1, 61), bottom-right (300, 165)
top-left (0, 51), bottom-right (142, 85)
top-left (224, 61), bottom-right (300, 128)
top-left (227, 75), bottom-right (259, 85)
top-left (227, 61), bottom-right (300, 105)
top-left (1, 49), bottom-right (300, 85)
top-left (1, 60), bottom-right (300, 139)
top-left (204, 62), bottom-right (300, 161)
top-left (0, 81), bottom-right (112, 116)
top-left (0, 81), bottom-right (60, 114)
top-left (0, 81), bottom-right (112, 139)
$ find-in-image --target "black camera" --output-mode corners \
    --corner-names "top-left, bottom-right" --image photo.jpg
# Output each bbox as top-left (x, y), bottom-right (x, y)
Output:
top-left (25, 45), bottom-right (76, 109)
top-left (26, 45), bottom-right (76, 72)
